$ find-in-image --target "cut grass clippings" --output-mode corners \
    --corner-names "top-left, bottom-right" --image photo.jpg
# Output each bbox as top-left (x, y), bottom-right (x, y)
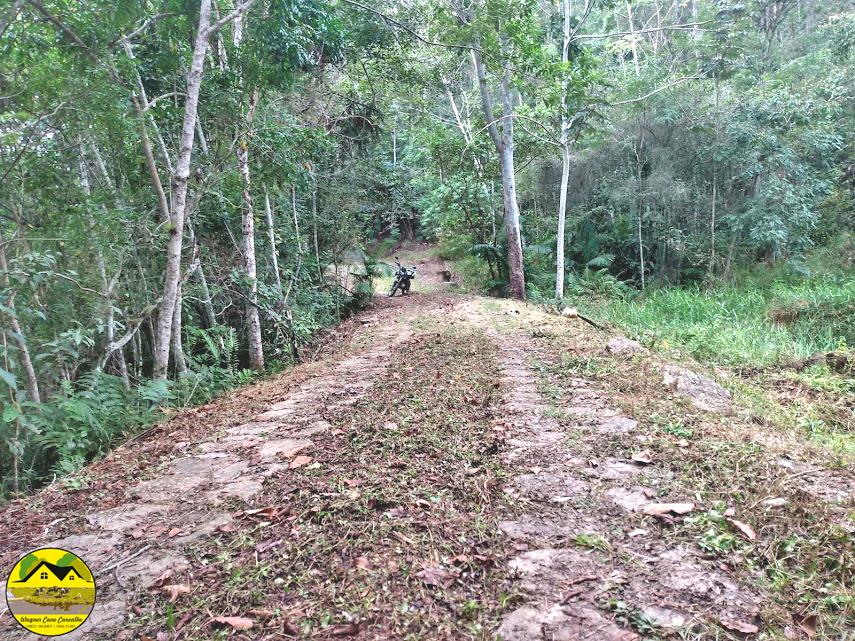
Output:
top-left (122, 326), bottom-right (514, 640)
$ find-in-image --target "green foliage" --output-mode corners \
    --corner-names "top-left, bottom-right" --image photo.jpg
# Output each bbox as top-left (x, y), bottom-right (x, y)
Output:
top-left (582, 267), bottom-right (854, 367)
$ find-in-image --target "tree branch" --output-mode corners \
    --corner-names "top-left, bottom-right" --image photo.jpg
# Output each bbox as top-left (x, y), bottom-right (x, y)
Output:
top-left (611, 76), bottom-right (702, 105)
top-left (341, 0), bottom-right (498, 63)
top-left (112, 12), bottom-right (176, 47)
top-left (574, 21), bottom-right (717, 40)
top-left (206, 0), bottom-right (259, 35)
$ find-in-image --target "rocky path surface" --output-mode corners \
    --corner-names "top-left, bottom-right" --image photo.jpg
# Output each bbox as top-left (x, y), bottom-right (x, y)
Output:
top-left (0, 302), bottom-right (417, 640)
top-left (1, 291), bottom-right (852, 640)
top-left (459, 301), bottom-right (761, 640)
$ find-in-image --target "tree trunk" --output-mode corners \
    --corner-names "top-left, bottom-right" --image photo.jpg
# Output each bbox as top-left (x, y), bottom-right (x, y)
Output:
top-left (471, 46), bottom-right (526, 299)
top-left (264, 186), bottom-right (283, 296)
top-left (78, 146), bottom-right (130, 387)
top-left (708, 74), bottom-right (720, 278)
top-left (236, 90), bottom-right (264, 371)
top-left (187, 221), bottom-right (217, 328)
top-left (153, 0), bottom-right (213, 381)
top-left (291, 184), bottom-right (302, 255)
top-left (311, 172), bottom-right (322, 280)
top-left (556, 0), bottom-right (572, 300)
top-left (171, 283), bottom-right (188, 375)
top-left (638, 208), bottom-right (646, 291)
top-left (0, 233), bottom-right (41, 403)
top-left (626, 2), bottom-right (641, 76)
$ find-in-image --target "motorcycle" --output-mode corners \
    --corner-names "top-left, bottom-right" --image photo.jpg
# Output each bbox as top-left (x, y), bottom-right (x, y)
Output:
top-left (388, 257), bottom-right (417, 297)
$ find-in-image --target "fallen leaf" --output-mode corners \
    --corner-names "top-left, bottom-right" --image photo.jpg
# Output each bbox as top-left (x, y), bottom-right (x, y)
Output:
top-left (642, 502), bottom-right (695, 516)
top-left (130, 527), bottom-right (146, 539)
top-left (289, 455), bottom-right (313, 469)
top-left (676, 438), bottom-right (690, 448)
top-left (343, 478), bottom-right (359, 487)
top-left (417, 564), bottom-right (453, 588)
top-left (150, 569), bottom-right (174, 587)
top-left (160, 584), bottom-right (190, 602)
top-left (211, 616), bottom-right (254, 631)
top-left (217, 523), bottom-right (237, 533)
top-left (307, 462), bottom-right (322, 470)
top-left (243, 506), bottom-right (282, 520)
top-left (391, 531), bottom-right (415, 546)
top-left (329, 623), bottom-right (360, 636)
top-left (168, 527), bottom-right (183, 538)
top-left (796, 613), bottom-right (817, 637)
top-left (283, 620), bottom-right (300, 635)
top-left (353, 556), bottom-right (370, 569)
top-left (247, 608), bottom-right (276, 619)
top-left (727, 518), bottom-right (757, 541)
top-left (720, 617), bottom-right (759, 634)
top-left (631, 449), bottom-right (653, 465)
top-left (628, 528), bottom-right (648, 537)
top-left (763, 497), bottom-right (788, 508)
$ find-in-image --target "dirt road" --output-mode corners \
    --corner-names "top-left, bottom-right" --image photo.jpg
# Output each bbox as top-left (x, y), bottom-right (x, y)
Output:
top-left (1, 284), bottom-right (851, 640)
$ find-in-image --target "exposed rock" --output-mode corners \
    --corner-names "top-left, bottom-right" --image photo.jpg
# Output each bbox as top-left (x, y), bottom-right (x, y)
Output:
top-left (662, 365), bottom-right (732, 414)
top-left (605, 486), bottom-right (653, 512)
top-left (498, 604), bottom-right (638, 641)
top-left (508, 473), bottom-right (590, 503)
top-left (607, 337), bottom-right (647, 356)
top-left (499, 514), bottom-right (594, 541)
top-left (641, 605), bottom-right (688, 629)
top-left (586, 459), bottom-right (643, 481)
top-left (595, 416), bottom-right (638, 434)
top-left (87, 503), bottom-right (168, 532)
top-left (509, 548), bottom-right (603, 595)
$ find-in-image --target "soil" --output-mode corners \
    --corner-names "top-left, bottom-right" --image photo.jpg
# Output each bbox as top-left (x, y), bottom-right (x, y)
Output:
top-left (0, 255), bottom-right (851, 640)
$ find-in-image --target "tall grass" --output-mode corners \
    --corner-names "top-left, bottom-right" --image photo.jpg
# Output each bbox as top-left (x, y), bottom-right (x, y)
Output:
top-left (584, 274), bottom-right (853, 368)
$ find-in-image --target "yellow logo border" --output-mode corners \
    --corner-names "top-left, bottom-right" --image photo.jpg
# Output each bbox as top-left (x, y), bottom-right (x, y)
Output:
top-left (4, 546), bottom-right (97, 637)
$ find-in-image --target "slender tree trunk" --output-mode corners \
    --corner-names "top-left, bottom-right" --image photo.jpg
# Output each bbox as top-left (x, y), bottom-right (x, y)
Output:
top-left (556, 0), bottom-right (572, 300)
top-left (187, 221), bottom-right (217, 328)
top-left (78, 146), bottom-right (130, 387)
top-left (626, 2), bottom-right (641, 76)
top-left (291, 184), bottom-right (302, 255)
top-left (0, 0), bottom-right (24, 39)
top-left (638, 209), bottom-right (646, 291)
top-left (0, 233), bottom-right (40, 403)
top-left (472, 46), bottom-right (526, 299)
top-left (171, 283), bottom-right (188, 375)
top-left (264, 187), bottom-right (283, 296)
top-left (392, 118), bottom-right (397, 166)
top-left (556, 145), bottom-right (571, 299)
top-left (311, 172), bottom-right (321, 280)
top-left (708, 74), bottom-right (720, 277)
top-left (153, 0), bottom-right (213, 380)
top-left (236, 91), bottom-right (264, 371)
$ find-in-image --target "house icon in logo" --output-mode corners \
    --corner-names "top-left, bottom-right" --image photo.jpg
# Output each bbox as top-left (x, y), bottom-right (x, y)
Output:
top-left (11, 560), bottom-right (93, 588)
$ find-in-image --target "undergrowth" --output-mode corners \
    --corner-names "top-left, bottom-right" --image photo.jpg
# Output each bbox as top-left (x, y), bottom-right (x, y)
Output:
top-left (578, 270), bottom-right (853, 368)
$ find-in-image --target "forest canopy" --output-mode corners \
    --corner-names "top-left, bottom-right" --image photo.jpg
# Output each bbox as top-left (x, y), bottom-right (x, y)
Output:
top-left (1, 0), bottom-right (853, 495)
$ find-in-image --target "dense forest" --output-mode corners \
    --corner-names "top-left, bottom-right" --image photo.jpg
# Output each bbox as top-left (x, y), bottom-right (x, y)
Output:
top-left (1, 0), bottom-right (852, 496)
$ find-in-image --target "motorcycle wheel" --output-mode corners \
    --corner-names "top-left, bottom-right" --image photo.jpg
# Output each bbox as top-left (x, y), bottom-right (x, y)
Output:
top-left (389, 278), bottom-right (399, 297)
top-left (402, 280), bottom-right (410, 295)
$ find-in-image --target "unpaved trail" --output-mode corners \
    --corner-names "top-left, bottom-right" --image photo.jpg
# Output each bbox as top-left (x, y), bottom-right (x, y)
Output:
top-left (1, 290), bottom-right (852, 640)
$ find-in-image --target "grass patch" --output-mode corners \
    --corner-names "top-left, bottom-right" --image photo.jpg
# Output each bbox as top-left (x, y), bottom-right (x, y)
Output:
top-left (581, 273), bottom-right (853, 368)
